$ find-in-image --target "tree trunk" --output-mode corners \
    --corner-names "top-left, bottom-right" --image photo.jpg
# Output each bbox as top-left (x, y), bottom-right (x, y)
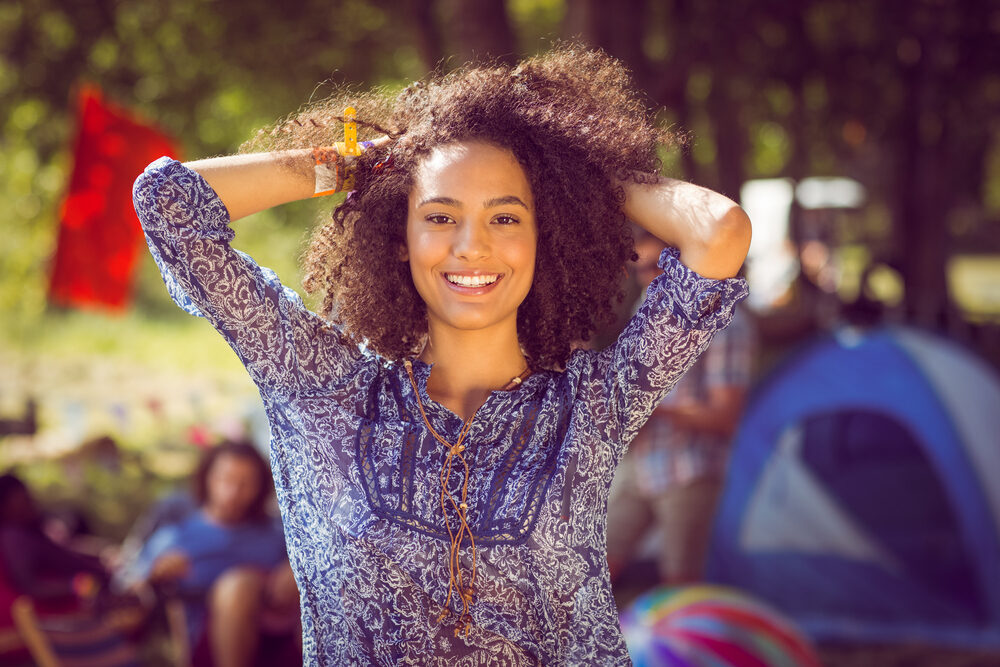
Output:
top-left (706, 74), bottom-right (746, 199)
top-left (442, 0), bottom-right (517, 66)
top-left (405, 0), bottom-right (445, 71)
top-left (895, 34), bottom-right (950, 328)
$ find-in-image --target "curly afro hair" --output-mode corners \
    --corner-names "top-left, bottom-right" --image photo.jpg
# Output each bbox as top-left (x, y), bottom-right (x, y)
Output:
top-left (246, 44), bottom-right (675, 371)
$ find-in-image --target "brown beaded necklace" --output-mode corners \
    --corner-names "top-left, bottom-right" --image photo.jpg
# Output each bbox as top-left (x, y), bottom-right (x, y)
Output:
top-left (402, 358), bottom-right (531, 636)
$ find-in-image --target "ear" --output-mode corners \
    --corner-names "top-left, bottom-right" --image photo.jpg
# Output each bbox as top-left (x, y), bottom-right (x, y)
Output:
top-left (398, 244), bottom-right (408, 262)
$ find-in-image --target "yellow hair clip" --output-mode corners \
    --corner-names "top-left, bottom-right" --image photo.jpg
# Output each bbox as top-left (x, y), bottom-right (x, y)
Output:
top-left (337, 107), bottom-right (359, 190)
top-left (335, 107), bottom-right (360, 157)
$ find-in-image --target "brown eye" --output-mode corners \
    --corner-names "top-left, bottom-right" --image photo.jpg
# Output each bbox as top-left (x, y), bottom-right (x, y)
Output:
top-left (427, 215), bottom-right (453, 225)
top-left (493, 215), bottom-right (519, 225)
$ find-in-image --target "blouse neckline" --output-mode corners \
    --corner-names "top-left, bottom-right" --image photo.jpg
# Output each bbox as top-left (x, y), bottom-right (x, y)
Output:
top-left (401, 356), bottom-right (547, 427)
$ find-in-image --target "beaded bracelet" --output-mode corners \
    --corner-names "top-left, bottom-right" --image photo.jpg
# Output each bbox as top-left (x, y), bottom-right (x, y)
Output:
top-left (312, 146), bottom-right (344, 197)
top-left (312, 146), bottom-right (347, 197)
top-left (311, 141), bottom-right (378, 196)
top-left (313, 106), bottom-right (367, 197)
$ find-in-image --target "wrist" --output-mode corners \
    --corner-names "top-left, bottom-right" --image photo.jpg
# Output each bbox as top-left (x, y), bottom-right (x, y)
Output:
top-left (312, 146), bottom-right (354, 197)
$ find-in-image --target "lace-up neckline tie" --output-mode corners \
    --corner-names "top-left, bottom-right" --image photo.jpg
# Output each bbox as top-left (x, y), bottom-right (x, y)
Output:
top-left (402, 358), bottom-right (530, 637)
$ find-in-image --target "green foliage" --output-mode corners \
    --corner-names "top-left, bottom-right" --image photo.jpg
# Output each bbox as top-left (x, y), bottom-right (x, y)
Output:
top-left (749, 122), bottom-right (791, 176)
top-left (0, 127), bottom-right (68, 339)
top-left (0, 0), bottom-right (424, 345)
top-left (509, 0), bottom-right (565, 51)
top-left (2, 0), bottom-right (999, 532)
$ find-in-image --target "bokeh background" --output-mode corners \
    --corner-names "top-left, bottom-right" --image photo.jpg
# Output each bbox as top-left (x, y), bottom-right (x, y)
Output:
top-left (2, 1), bottom-right (998, 664)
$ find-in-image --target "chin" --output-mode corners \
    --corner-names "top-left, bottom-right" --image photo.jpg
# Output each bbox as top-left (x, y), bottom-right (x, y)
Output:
top-left (444, 318), bottom-right (505, 332)
top-left (438, 307), bottom-right (518, 330)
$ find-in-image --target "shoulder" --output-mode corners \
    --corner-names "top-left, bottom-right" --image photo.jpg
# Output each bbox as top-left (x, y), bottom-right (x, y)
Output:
top-left (163, 511), bottom-right (214, 541)
top-left (231, 520), bottom-right (286, 556)
top-left (143, 521), bottom-right (185, 556)
top-left (252, 517), bottom-right (285, 539)
top-left (564, 346), bottom-right (597, 371)
top-left (560, 346), bottom-right (602, 395)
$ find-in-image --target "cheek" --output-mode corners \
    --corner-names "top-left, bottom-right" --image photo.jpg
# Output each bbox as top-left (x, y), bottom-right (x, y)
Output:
top-left (515, 238), bottom-right (537, 281)
top-left (404, 240), bottom-right (438, 302)
top-left (240, 485), bottom-right (260, 505)
top-left (405, 228), bottom-right (445, 270)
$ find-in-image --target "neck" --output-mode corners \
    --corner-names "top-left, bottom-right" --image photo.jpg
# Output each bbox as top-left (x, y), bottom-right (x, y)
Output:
top-left (418, 316), bottom-right (528, 410)
top-left (202, 506), bottom-right (240, 527)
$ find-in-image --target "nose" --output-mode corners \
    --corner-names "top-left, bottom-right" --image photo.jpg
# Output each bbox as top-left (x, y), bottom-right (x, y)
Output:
top-left (453, 219), bottom-right (491, 261)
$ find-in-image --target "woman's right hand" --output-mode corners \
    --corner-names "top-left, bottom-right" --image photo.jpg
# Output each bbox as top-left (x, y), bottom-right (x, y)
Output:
top-left (149, 550), bottom-right (191, 583)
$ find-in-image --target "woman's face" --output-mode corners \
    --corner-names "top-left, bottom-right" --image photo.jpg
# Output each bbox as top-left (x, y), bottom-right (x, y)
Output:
top-left (204, 453), bottom-right (261, 524)
top-left (405, 141), bottom-right (538, 336)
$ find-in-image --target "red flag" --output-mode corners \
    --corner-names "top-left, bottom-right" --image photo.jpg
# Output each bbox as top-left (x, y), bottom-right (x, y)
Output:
top-left (48, 86), bottom-right (180, 310)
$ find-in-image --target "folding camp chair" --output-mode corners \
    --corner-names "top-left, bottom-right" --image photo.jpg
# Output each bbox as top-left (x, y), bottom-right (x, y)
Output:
top-left (10, 594), bottom-right (190, 667)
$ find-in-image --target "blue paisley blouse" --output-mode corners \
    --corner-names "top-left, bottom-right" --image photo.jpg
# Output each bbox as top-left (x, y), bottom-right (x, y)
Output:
top-left (133, 157), bottom-right (749, 666)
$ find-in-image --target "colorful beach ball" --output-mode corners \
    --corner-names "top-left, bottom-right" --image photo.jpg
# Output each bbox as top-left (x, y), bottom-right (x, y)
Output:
top-left (619, 585), bottom-right (821, 667)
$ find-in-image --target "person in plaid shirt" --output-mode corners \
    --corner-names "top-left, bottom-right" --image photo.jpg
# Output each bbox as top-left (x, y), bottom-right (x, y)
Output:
top-left (607, 232), bottom-right (756, 586)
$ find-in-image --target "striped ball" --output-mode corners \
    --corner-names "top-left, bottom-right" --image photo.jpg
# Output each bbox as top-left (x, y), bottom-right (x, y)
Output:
top-left (619, 585), bottom-right (821, 667)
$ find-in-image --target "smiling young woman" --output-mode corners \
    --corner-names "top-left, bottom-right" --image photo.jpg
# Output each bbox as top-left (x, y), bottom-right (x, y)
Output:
top-left (133, 45), bottom-right (750, 666)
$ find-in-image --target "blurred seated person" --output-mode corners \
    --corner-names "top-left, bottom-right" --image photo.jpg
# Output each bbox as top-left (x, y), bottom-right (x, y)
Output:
top-left (120, 440), bottom-right (299, 667)
top-left (0, 472), bottom-right (108, 612)
top-left (0, 472), bottom-right (140, 666)
top-left (112, 485), bottom-right (197, 579)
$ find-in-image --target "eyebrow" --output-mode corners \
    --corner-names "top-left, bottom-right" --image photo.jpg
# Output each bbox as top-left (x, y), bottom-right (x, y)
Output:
top-left (417, 195), bottom-right (529, 210)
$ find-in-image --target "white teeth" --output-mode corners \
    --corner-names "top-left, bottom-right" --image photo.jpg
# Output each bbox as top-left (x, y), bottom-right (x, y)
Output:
top-left (446, 273), bottom-right (499, 287)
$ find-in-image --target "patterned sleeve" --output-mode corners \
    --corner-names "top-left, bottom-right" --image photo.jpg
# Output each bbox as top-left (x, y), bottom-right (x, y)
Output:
top-left (132, 157), bottom-right (364, 394)
top-left (576, 246), bottom-right (749, 472)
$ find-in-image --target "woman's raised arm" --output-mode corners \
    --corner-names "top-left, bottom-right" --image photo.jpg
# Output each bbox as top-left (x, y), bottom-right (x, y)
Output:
top-left (621, 176), bottom-right (752, 280)
top-left (183, 150), bottom-right (316, 222)
top-left (187, 133), bottom-right (391, 221)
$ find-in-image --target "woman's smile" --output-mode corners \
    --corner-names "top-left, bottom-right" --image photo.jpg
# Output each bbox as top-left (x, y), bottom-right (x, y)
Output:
top-left (441, 271), bottom-right (504, 294)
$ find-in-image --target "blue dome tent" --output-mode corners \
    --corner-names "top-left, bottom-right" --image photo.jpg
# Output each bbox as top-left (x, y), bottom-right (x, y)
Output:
top-left (707, 326), bottom-right (1000, 649)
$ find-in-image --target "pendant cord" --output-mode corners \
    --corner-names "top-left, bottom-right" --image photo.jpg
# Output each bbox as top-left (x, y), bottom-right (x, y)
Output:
top-left (402, 358), bottom-right (530, 637)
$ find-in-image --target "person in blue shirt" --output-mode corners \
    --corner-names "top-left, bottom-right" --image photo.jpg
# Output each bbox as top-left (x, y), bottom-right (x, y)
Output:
top-left (126, 440), bottom-right (297, 667)
top-left (133, 45), bottom-right (751, 665)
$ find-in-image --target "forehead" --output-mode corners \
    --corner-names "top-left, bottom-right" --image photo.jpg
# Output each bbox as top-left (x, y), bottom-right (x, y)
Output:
top-left (410, 141), bottom-right (533, 205)
top-left (210, 453), bottom-right (258, 476)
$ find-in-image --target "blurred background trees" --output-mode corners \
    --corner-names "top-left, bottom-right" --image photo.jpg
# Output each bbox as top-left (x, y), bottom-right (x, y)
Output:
top-left (1, 0), bottom-right (998, 492)
top-left (3, 0), bottom-right (997, 336)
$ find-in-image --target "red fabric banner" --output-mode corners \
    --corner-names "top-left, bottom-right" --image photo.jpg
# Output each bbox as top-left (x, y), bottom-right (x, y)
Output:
top-left (48, 86), bottom-right (179, 310)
